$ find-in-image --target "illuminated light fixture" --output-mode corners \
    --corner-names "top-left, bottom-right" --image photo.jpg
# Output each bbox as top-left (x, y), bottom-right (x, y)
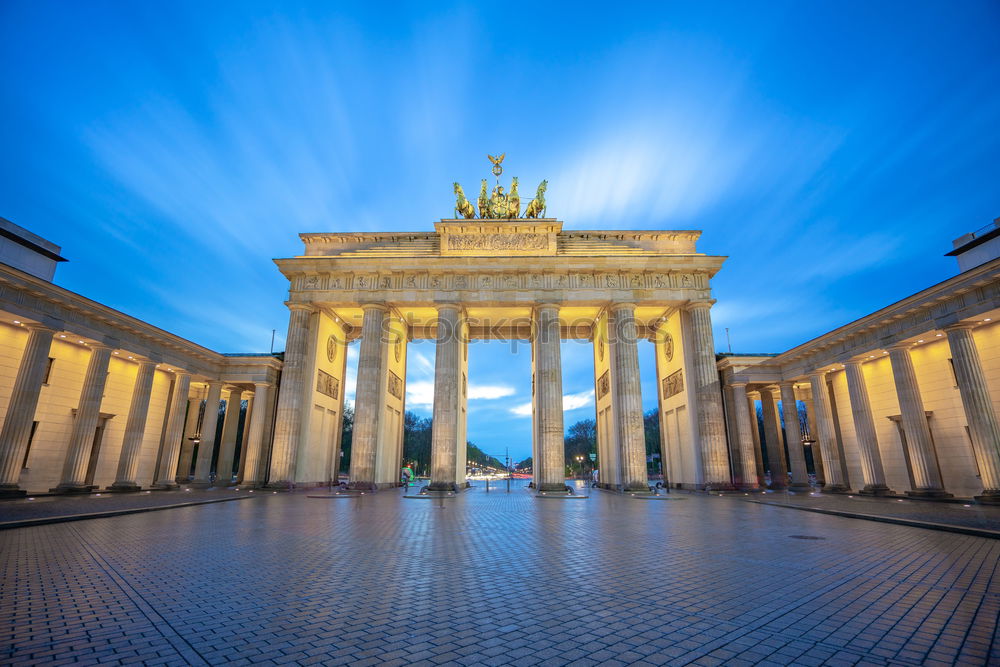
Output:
top-left (936, 334), bottom-right (942, 337)
top-left (917, 340), bottom-right (924, 343)
top-left (985, 318), bottom-right (992, 322)
top-left (12, 320), bottom-right (19, 324)
top-left (113, 352), bottom-right (119, 355)
top-left (128, 356), bottom-right (134, 360)
top-left (60, 335), bottom-right (66, 338)
top-left (78, 340), bottom-right (85, 344)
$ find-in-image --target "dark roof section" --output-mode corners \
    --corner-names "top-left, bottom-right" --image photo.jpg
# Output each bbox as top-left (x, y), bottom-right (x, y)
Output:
top-left (0, 217), bottom-right (67, 263)
top-left (946, 221), bottom-right (1000, 257)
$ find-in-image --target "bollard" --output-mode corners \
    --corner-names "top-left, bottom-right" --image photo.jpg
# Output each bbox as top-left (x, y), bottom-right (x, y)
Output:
top-left (486, 479), bottom-right (490, 493)
top-left (506, 476), bottom-right (511, 493)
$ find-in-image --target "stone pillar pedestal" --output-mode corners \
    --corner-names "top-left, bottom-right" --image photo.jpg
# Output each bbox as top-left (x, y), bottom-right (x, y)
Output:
top-left (844, 361), bottom-right (892, 496)
top-left (429, 305), bottom-right (465, 492)
top-left (0, 323), bottom-right (57, 497)
top-left (54, 344), bottom-right (114, 493)
top-left (944, 325), bottom-right (1000, 503)
top-left (153, 372), bottom-right (192, 489)
top-left (779, 382), bottom-right (811, 489)
top-left (191, 381), bottom-right (224, 487)
top-left (684, 301), bottom-right (734, 491)
top-left (267, 303), bottom-right (314, 489)
top-left (239, 383), bottom-right (271, 487)
top-left (109, 359), bottom-right (157, 492)
top-left (730, 383), bottom-right (761, 490)
top-left (349, 304), bottom-right (389, 491)
top-left (809, 372), bottom-right (850, 493)
top-left (535, 304), bottom-right (570, 494)
top-left (888, 345), bottom-right (951, 498)
top-left (214, 388), bottom-right (244, 486)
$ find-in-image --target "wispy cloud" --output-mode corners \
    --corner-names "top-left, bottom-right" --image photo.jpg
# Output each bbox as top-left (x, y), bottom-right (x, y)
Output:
top-left (509, 389), bottom-right (595, 418)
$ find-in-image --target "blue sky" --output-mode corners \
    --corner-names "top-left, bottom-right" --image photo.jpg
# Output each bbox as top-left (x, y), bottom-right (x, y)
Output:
top-left (2, 1), bottom-right (998, 459)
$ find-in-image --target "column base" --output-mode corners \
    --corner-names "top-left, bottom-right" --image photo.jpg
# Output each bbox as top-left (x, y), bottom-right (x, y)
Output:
top-left (974, 491), bottom-right (1000, 505)
top-left (0, 487), bottom-right (27, 499)
top-left (151, 482), bottom-right (179, 490)
top-left (347, 480), bottom-right (378, 492)
top-left (188, 480), bottom-right (215, 489)
top-left (906, 489), bottom-right (954, 499)
top-left (50, 484), bottom-right (98, 494)
top-left (788, 482), bottom-right (813, 491)
top-left (823, 485), bottom-right (852, 494)
top-left (425, 482), bottom-right (460, 493)
top-left (859, 485), bottom-right (894, 497)
top-left (264, 480), bottom-right (295, 491)
top-left (106, 483), bottom-right (142, 493)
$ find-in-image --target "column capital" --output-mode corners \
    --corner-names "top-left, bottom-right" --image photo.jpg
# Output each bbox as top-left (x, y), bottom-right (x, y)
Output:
top-left (844, 358), bottom-right (865, 368)
top-left (434, 302), bottom-right (463, 313)
top-left (684, 299), bottom-right (716, 311)
top-left (252, 381), bottom-right (273, 389)
top-left (943, 322), bottom-right (976, 332)
top-left (535, 302), bottom-right (563, 313)
top-left (285, 302), bottom-right (316, 313)
top-left (729, 380), bottom-right (749, 388)
top-left (24, 321), bottom-right (60, 334)
top-left (608, 301), bottom-right (637, 312)
top-left (808, 369), bottom-right (829, 379)
top-left (778, 379), bottom-right (797, 388)
top-left (886, 341), bottom-right (914, 352)
top-left (359, 302), bottom-right (389, 312)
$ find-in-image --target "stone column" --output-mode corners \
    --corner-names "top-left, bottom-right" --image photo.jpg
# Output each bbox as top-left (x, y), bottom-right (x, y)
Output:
top-left (152, 372), bottom-right (191, 489)
top-left (109, 360), bottom-right (157, 491)
top-left (844, 360), bottom-right (892, 495)
top-left (684, 301), bottom-right (733, 490)
top-left (191, 381), bottom-right (224, 487)
top-left (214, 388), bottom-right (244, 486)
top-left (760, 387), bottom-right (788, 490)
top-left (429, 305), bottom-right (464, 491)
top-left (809, 372), bottom-right (849, 492)
top-left (175, 393), bottom-right (202, 482)
top-left (54, 344), bottom-right (114, 492)
top-left (236, 393), bottom-right (254, 483)
top-left (747, 391), bottom-right (766, 482)
top-left (801, 387), bottom-right (825, 484)
top-left (779, 382), bottom-right (811, 489)
top-left (267, 303), bottom-right (314, 488)
top-left (730, 383), bottom-right (761, 490)
top-left (0, 323), bottom-right (57, 495)
top-left (888, 345), bottom-right (949, 496)
top-left (535, 303), bottom-right (569, 493)
top-left (349, 304), bottom-right (388, 490)
top-left (239, 383), bottom-right (270, 487)
top-left (945, 325), bottom-right (1000, 502)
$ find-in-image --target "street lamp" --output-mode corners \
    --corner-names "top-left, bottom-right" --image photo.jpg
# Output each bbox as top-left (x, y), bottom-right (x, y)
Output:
top-left (575, 455), bottom-right (584, 479)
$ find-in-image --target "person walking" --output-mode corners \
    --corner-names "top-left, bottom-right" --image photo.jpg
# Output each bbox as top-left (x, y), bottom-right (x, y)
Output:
top-left (400, 463), bottom-right (414, 491)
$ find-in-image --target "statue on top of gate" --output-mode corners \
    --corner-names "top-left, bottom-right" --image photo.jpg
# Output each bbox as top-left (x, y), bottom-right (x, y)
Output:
top-left (451, 155), bottom-right (548, 220)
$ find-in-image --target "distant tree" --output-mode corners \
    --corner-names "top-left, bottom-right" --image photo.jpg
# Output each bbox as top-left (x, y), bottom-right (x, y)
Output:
top-left (338, 405), bottom-right (354, 473)
top-left (643, 409), bottom-right (659, 456)
top-left (515, 456), bottom-right (533, 471)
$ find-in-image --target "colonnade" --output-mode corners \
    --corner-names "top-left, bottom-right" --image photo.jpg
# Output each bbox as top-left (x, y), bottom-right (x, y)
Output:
top-left (0, 319), bottom-right (276, 496)
top-left (728, 324), bottom-right (1000, 502)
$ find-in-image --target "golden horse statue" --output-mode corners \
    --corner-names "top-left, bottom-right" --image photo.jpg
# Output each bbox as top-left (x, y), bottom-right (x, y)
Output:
top-left (506, 177), bottom-right (520, 219)
top-left (453, 182), bottom-right (476, 219)
top-left (477, 179), bottom-right (489, 219)
top-left (524, 180), bottom-right (548, 218)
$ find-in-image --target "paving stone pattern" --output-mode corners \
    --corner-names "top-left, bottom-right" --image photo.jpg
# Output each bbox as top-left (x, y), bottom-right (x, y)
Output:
top-left (1, 480), bottom-right (998, 666)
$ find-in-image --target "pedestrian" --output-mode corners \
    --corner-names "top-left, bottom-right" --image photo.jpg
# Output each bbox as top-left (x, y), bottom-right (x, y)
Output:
top-left (401, 463), bottom-right (414, 490)
top-left (591, 468), bottom-right (599, 486)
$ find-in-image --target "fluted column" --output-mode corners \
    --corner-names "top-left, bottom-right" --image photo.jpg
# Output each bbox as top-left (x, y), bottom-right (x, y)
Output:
top-left (888, 345), bottom-right (949, 496)
top-left (534, 304), bottom-right (569, 493)
top-left (267, 303), bottom-right (314, 488)
top-left (0, 324), bottom-right (58, 494)
top-left (809, 372), bottom-right (849, 492)
top-left (429, 305), bottom-right (464, 491)
top-left (239, 383), bottom-right (271, 487)
top-left (191, 381), bottom-right (224, 486)
top-left (214, 388), bottom-right (244, 486)
top-left (747, 391), bottom-right (766, 482)
top-left (760, 387), bottom-right (788, 490)
top-left (236, 394), bottom-right (254, 483)
top-left (109, 359), bottom-right (157, 491)
top-left (684, 301), bottom-right (733, 490)
top-left (801, 388), bottom-right (825, 484)
top-left (779, 382), bottom-right (811, 489)
top-left (844, 361), bottom-right (891, 495)
top-left (175, 394), bottom-right (202, 481)
top-left (54, 344), bottom-right (114, 492)
top-left (730, 383), bottom-right (761, 490)
top-left (945, 325), bottom-right (1000, 502)
top-left (153, 372), bottom-right (191, 489)
top-left (349, 304), bottom-right (388, 490)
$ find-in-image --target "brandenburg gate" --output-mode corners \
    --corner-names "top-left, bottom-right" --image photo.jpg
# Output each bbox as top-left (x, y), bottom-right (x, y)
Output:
top-left (267, 158), bottom-right (733, 495)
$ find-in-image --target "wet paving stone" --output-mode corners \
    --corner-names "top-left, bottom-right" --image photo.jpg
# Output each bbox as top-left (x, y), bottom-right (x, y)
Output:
top-left (1, 480), bottom-right (998, 665)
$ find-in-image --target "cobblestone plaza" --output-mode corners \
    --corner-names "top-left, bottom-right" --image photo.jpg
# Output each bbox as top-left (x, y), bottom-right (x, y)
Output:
top-left (3, 485), bottom-right (998, 666)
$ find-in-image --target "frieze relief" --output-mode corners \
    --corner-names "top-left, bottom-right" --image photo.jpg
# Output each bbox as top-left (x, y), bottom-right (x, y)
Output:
top-left (295, 271), bottom-right (709, 292)
top-left (446, 233), bottom-right (548, 252)
top-left (316, 369), bottom-right (340, 399)
top-left (597, 370), bottom-right (610, 399)
top-left (662, 370), bottom-right (684, 399)
top-left (387, 371), bottom-right (403, 399)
